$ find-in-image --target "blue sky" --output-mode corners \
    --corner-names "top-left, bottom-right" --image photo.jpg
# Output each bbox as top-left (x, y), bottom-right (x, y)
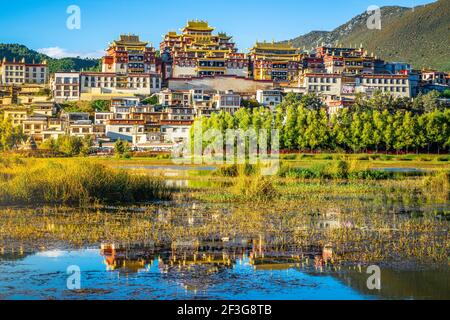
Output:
top-left (0, 0), bottom-right (434, 58)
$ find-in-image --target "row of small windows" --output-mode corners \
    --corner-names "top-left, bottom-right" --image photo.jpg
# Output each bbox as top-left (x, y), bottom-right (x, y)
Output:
top-left (309, 77), bottom-right (338, 83)
top-left (71, 127), bottom-right (91, 133)
top-left (171, 116), bottom-right (193, 120)
top-left (3, 78), bottom-right (46, 83)
top-left (367, 86), bottom-right (407, 93)
top-left (56, 77), bottom-right (79, 84)
top-left (3, 66), bottom-right (45, 72)
top-left (199, 71), bottom-right (224, 76)
top-left (4, 71), bottom-right (45, 77)
top-left (128, 63), bottom-right (145, 69)
top-left (161, 127), bottom-right (189, 133)
top-left (363, 78), bottom-right (407, 85)
top-left (309, 85), bottom-right (332, 92)
top-left (55, 91), bottom-right (79, 97)
top-left (118, 127), bottom-right (144, 133)
top-left (199, 61), bottom-right (225, 67)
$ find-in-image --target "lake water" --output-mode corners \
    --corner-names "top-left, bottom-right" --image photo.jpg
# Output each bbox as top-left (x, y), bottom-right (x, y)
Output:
top-left (0, 163), bottom-right (448, 300)
top-left (1, 247), bottom-right (448, 300)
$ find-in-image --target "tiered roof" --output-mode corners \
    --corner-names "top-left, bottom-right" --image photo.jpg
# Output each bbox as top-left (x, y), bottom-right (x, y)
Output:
top-left (182, 20), bottom-right (214, 32)
top-left (112, 35), bottom-right (149, 47)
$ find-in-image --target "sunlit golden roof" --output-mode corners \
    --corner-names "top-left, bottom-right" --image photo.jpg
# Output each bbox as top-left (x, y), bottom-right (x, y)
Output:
top-left (252, 41), bottom-right (298, 51)
top-left (113, 34), bottom-right (148, 46)
top-left (183, 20), bottom-right (214, 32)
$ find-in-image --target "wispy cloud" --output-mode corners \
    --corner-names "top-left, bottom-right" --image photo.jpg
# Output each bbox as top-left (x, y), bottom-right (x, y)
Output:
top-left (37, 47), bottom-right (104, 59)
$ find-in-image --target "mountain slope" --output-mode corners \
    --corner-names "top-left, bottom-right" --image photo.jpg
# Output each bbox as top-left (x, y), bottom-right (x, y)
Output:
top-left (0, 44), bottom-right (101, 73)
top-left (284, 0), bottom-right (450, 71)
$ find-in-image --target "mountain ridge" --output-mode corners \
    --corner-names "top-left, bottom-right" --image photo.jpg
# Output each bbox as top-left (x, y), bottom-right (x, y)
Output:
top-left (0, 43), bottom-right (101, 73)
top-left (282, 1), bottom-right (450, 71)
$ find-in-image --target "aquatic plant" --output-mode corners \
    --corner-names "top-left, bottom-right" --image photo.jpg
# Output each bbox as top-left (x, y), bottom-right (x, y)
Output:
top-left (232, 175), bottom-right (278, 202)
top-left (423, 171), bottom-right (449, 200)
top-left (0, 159), bottom-right (172, 205)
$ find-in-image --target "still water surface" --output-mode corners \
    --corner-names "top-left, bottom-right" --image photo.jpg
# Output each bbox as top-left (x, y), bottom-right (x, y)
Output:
top-left (0, 247), bottom-right (448, 300)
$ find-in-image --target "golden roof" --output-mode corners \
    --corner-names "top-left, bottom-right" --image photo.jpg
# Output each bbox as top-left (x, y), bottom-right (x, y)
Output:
top-left (183, 20), bottom-right (214, 32)
top-left (252, 41), bottom-right (298, 51)
top-left (218, 32), bottom-right (232, 40)
top-left (113, 34), bottom-right (148, 46)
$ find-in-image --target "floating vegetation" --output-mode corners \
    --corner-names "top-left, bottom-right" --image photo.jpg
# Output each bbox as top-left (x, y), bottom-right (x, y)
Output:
top-left (0, 200), bottom-right (448, 266)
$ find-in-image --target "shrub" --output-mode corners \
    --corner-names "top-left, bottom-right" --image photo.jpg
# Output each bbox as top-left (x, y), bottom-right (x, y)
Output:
top-left (215, 164), bottom-right (239, 177)
top-left (349, 170), bottom-right (394, 180)
top-left (281, 154), bottom-right (297, 160)
top-left (233, 175), bottom-right (278, 202)
top-left (423, 171), bottom-right (449, 198)
top-left (330, 160), bottom-right (349, 179)
top-left (356, 155), bottom-right (370, 161)
top-left (278, 167), bottom-right (315, 179)
top-left (437, 156), bottom-right (450, 162)
top-left (215, 163), bottom-right (258, 177)
top-left (379, 155), bottom-right (393, 161)
top-left (309, 163), bottom-right (331, 179)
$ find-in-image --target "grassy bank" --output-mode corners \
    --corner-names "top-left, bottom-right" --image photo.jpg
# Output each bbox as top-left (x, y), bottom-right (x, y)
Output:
top-left (0, 154), bottom-right (448, 205)
top-left (0, 158), bottom-right (172, 206)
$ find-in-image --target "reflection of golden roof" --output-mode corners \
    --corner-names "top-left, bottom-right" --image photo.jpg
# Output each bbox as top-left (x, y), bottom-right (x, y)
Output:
top-left (184, 20), bottom-right (214, 32)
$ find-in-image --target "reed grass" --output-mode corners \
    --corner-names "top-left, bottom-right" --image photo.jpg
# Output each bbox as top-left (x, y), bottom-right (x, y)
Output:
top-left (232, 175), bottom-right (278, 202)
top-left (0, 159), bottom-right (172, 205)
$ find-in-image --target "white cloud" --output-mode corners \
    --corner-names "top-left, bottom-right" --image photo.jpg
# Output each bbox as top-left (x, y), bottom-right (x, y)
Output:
top-left (37, 47), bottom-right (104, 59)
top-left (36, 249), bottom-right (66, 258)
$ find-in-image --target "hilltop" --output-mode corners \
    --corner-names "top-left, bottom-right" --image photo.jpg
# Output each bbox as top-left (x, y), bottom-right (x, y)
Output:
top-left (283, 0), bottom-right (450, 71)
top-left (0, 43), bottom-right (101, 73)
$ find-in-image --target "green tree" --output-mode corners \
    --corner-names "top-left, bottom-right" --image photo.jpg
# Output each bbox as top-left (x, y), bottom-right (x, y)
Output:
top-left (350, 112), bottom-right (364, 153)
top-left (361, 112), bottom-right (375, 152)
top-left (90, 100), bottom-right (110, 112)
top-left (58, 135), bottom-right (83, 156)
top-left (0, 116), bottom-right (25, 151)
top-left (114, 139), bottom-right (130, 158)
top-left (283, 105), bottom-right (298, 150)
top-left (372, 110), bottom-right (385, 153)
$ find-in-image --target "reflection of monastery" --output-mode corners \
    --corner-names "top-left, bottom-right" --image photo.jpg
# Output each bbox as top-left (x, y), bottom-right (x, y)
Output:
top-left (100, 237), bottom-right (335, 275)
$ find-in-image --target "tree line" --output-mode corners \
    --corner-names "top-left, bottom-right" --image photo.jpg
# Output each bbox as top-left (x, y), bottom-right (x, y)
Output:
top-left (192, 91), bottom-right (450, 154)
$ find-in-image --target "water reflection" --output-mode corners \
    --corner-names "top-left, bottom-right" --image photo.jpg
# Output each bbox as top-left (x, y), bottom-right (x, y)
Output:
top-left (0, 198), bottom-right (448, 300)
top-left (0, 241), bottom-right (448, 300)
